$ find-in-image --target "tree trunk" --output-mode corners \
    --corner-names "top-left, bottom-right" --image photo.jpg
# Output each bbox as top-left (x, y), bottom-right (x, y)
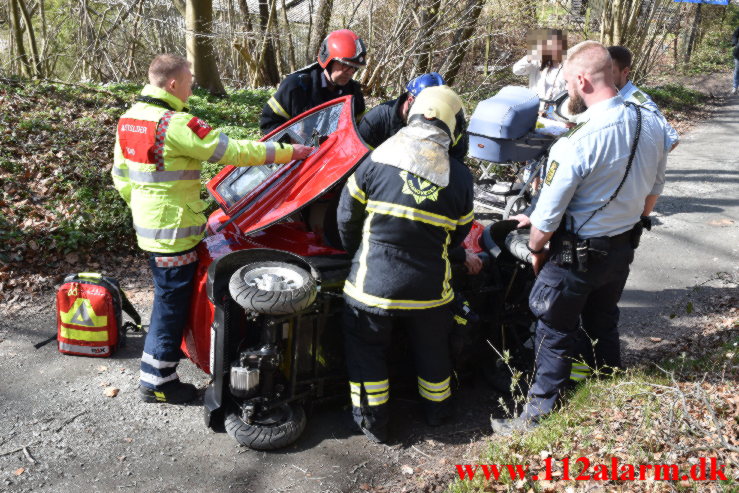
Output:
top-left (185, 0), bottom-right (226, 95)
top-left (684, 3), bottom-right (701, 64)
top-left (172, 0), bottom-right (185, 17)
top-left (39, 0), bottom-right (49, 76)
top-left (17, 0), bottom-right (42, 77)
top-left (258, 0), bottom-right (280, 84)
top-left (125, 0), bottom-right (145, 79)
top-left (8, 0), bottom-right (33, 77)
top-left (414, 0), bottom-right (441, 74)
top-left (281, 0), bottom-right (297, 73)
top-left (442, 0), bottom-right (484, 86)
top-left (307, 0), bottom-right (332, 64)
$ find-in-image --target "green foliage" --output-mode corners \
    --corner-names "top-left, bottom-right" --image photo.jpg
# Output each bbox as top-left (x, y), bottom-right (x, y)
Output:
top-left (0, 80), bottom-right (268, 267)
top-left (187, 88), bottom-right (270, 183)
top-left (681, 4), bottom-right (739, 76)
top-left (684, 28), bottom-right (735, 75)
top-left (640, 84), bottom-right (708, 118)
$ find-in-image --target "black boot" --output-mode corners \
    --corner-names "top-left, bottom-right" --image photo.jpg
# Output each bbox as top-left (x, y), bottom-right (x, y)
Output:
top-left (360, 422), bottom-right (388, 443)
top-left (425, 400), bottom-right (454, 427)
top-left (139, 380), bottom-right (197, 404)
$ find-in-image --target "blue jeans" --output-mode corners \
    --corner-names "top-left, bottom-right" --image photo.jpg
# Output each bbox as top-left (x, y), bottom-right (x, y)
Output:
top-left (734, 58), bottom-right (739, 89)
top-left (140, 250), bottom-right (198, 389)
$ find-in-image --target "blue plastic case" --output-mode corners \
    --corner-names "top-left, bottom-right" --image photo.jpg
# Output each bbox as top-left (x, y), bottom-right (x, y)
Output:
top-left (467, 86), bottom-right (554, 163)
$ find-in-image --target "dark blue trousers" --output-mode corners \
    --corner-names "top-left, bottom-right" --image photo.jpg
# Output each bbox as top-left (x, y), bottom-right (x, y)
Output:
top-left (343, 305), bottom-right (453, 432)
top-left (522, 243), bottom-right (633, 420)
top-left (140, 251), bottom-right (198, 390)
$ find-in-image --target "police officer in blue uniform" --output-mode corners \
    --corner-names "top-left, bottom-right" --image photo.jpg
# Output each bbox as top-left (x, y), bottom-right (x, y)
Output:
top-left (493, 41), bottom-right (668, 434)
top-left (609, 46), bottom-right (679, 152)
top-left (567, 45), bottom-right (681, 385)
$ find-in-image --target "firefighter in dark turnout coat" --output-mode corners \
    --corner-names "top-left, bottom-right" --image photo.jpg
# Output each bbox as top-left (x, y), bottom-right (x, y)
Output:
top-left (260, 29), bottom-right (367, 135)
top-left (358, 72), bottom-right (469, 161)
top-left (337, 85), bottom-right (474, 443)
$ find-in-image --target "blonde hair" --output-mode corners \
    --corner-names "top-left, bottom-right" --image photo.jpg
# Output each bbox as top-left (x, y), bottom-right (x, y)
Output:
top-left (567, 41), bottom-right (612, 75)
top-left (148, 54), bottom-right (190, 88)
top-left (566, 41), bottom-right (613, 84)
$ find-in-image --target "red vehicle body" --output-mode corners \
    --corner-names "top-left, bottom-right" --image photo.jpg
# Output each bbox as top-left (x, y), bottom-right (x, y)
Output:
top-left (178, 96), bottom-right (520, 451)
top-left (181, 96), bottom-right (482, 374)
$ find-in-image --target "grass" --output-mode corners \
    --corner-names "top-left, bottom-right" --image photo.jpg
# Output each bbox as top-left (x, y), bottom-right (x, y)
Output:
top-left (681, 29), bottom-right (735, 77)
top-left (0, 79), bottom-right (269, 269)
top-left (641, 84), bottom-right (710, 118)
top-left (447, 335), bottom-right (739, 492)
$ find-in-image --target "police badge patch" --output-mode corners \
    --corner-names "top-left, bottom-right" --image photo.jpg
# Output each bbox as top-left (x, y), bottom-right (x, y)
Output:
top-left (545, 160), bottom-right (559, 186)
top-left (632, 91), bottom-right (648, 104)
top-left (399, 170), bottom-right (442, 204)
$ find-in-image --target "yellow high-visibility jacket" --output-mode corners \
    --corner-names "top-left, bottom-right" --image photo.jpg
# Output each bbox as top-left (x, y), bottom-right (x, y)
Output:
top-left (112, 84), bottom-right (294, 253)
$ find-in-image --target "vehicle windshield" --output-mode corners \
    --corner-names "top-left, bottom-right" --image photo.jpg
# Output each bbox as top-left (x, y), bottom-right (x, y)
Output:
top-left (214, 102), bottom-right (344, 209)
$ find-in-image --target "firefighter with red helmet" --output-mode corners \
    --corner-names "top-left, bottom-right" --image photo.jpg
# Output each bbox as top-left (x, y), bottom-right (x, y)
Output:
top-left (259, 29), bottom-right (367, 135)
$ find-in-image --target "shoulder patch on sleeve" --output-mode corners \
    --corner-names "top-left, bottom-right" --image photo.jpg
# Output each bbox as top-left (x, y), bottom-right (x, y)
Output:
top-left (562, 121), bottom-right (586, 138)
top-left (187, 117), bottom-right (213, 139)
top-left (632, 91), bottom-right (648, 104)
top-left (544, 160), bottom-right (559, 186)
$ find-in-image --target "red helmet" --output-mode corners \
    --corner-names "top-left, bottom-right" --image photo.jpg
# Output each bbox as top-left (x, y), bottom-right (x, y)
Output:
top-left (317, 29), bottom-right (367, 69)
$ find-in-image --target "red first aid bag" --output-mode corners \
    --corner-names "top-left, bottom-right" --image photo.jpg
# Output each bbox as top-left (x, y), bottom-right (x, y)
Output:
top-left (56, 273), bottom-right (141, 357)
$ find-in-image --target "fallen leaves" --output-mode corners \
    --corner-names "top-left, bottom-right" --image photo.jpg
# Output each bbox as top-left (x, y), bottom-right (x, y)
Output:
top-left (707, 218), bottom-right (734, 227)
top-left (104, 387), bottom-right (119, 398)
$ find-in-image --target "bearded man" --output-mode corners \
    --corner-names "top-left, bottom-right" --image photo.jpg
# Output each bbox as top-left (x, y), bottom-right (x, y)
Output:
top-left (494, 41), bottom-right (668, 434)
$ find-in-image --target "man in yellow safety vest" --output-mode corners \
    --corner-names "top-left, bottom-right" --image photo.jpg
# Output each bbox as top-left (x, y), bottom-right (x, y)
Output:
top-left (112, 54), bottom-right (312, 404)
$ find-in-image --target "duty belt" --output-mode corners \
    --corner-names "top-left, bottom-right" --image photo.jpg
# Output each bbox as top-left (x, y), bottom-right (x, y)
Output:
top-left (550, 226), bottom-right (637, 271)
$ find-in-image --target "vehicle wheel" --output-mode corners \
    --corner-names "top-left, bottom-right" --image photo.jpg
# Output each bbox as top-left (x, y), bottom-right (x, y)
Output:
top-left (225, 403), bottom-right (307, 450)
top-left (229, 261), bottom-right (317, 315)
top-left (502, 195), bottom-right (529, 220)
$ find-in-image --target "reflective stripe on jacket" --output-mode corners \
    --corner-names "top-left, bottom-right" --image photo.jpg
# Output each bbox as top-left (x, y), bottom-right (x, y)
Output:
top-left (337, 155), bottom-right (474, 315)
top-left (113, 84), bottom-right (294, 253)
top-left (259, 63), bottom-right (366, 135)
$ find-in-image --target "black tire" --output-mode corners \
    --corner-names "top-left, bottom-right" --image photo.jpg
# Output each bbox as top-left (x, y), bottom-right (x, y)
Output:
top-left (225, 403), bottom-right (307, 450)
top-left (502, 195), bottom-right (529, 220)
top-left (229, 261), bottom-right (317, 315)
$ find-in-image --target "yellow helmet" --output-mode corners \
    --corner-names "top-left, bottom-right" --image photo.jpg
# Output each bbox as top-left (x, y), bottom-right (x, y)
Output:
top-left (407, 85), bottom-right (462, 138)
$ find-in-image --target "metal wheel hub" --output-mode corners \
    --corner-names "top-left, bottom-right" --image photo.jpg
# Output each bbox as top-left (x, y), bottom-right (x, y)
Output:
top-left (241, 266), bottom-right (304, 292)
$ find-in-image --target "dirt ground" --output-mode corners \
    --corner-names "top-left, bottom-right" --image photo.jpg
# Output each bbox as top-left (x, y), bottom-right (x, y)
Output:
top-left (1, 75), bottom-right (737, 493)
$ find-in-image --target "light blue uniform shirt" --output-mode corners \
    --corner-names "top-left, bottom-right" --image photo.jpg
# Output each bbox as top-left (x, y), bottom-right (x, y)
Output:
top-left (530, 95), bottom-right (667, 239)
top-left (621, 81), bottom-right (679, 150)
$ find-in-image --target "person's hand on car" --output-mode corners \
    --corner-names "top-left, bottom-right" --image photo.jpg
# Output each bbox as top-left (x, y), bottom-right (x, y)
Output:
top-left (464, 250), bottom-right (483, 275)
top-left (509, 213), bottom-right (531, 229)
top-left (291, 144), bottom-right (314, 160)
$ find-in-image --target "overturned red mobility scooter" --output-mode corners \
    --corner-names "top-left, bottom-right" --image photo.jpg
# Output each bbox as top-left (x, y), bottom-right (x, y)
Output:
top-left (181, 94), bottom-right (544, 450)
